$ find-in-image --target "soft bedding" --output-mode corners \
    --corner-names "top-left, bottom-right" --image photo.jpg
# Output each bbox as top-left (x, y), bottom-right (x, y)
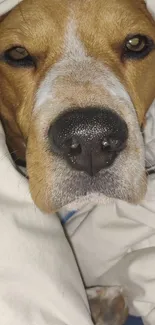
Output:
top-left (60, 100), bottom-right (155, 325)
top-left (0, 121), bottom-right (93, 325)
top-left (1, 1), bottom-right (155, 325)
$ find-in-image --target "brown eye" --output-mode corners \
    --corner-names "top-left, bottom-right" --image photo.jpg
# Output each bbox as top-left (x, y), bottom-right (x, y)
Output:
top-left (2, 46), bottom-right (35, 67)
top-left (8, 47), bottom-right (29, 60)
top-left (126, 36), bottom-right (146, 52)
top-left (123, 34), bottom-right (154, 60)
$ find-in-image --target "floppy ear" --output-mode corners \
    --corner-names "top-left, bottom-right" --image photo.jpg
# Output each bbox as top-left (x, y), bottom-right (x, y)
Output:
top-left (145, 0), bottom-right (155, 18)
top-left (0, 12), bottom-right (26, 164)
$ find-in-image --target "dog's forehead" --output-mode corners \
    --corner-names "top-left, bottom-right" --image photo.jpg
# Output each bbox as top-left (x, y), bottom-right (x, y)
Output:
top-left (2, 0), bottom-right (153, 39)
top-left (19, 0), bottom-right (150, 16)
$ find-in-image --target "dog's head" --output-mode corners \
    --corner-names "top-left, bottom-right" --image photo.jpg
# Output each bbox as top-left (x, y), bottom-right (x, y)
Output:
top-left (0, 0), bottom-right (155, 212)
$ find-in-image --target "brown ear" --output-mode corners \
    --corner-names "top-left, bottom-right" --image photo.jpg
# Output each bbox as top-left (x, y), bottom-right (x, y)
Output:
top-left (0, 14), bottom-right (26, 163)
top-left (1, 116), bottom-right (26, 162)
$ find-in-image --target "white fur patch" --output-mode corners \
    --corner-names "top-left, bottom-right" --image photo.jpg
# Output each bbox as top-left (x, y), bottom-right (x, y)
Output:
top-left (35, 20), bottom-right (130, 111)
top-left (65, 19), bottom-right (86, 60)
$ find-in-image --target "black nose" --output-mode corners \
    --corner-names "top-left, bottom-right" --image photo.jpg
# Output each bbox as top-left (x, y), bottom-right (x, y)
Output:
top-left (48, 107), bottom-right (128, 176)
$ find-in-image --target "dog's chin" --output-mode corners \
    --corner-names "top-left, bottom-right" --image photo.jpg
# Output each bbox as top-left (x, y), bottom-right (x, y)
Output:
top-left (56, 181), bottom-right (146, 211)
top-left (64, 192), bottom-right (114, 211)
top-left (28, 154), bottom-right (147, 213)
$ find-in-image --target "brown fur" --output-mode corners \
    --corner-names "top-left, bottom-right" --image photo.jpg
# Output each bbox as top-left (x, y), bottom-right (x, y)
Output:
top-left (0, 0), bottom-right (155, 211)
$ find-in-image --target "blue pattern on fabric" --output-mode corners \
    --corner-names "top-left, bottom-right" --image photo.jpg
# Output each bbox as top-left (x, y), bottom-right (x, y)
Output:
top-left (61, 210), bottom-right (77, 225)
top-left (125, 316), bottom-right (143, 325)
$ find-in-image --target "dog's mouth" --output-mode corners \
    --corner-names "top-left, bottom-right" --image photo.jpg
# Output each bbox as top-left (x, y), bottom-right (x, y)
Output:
top-left (14, 149), bottom-right (147, 211)
top-left (49, 142), bottom-right (147, 210)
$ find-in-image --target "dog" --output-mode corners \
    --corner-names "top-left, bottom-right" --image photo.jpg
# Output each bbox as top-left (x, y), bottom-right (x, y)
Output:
top-left (0, 0), bottom-right (155, 213)
top-left (0, 0), bottom-right (155, 324)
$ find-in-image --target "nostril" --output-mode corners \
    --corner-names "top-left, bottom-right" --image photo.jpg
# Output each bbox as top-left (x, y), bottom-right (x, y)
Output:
top-left (101, 137), bottom-right (127, 153)
top-left (67, 137), bottom-right (82, 156)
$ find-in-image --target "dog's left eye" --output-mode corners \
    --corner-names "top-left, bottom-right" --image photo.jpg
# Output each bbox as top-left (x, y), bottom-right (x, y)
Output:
top-left (2, 46), bottom-right (35, 68)
top-left (123, 34), bottom-right (154, 60)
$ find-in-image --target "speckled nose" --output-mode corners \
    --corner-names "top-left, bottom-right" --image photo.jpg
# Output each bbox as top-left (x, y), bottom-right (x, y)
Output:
top-left (48, 107), bottom-right (128, 176)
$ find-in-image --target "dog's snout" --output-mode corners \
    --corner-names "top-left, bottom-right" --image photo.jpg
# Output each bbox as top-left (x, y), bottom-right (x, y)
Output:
top-left (48, 107), bottom-right (128, 176)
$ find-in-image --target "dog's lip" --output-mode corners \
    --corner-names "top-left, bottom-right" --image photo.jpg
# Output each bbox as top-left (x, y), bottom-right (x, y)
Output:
top-left (73, 167), bottom-right (113, 183)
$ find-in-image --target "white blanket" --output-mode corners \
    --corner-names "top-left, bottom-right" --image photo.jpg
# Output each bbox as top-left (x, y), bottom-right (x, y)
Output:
top-left (61, 100), bottom-right (155, 325)
top-left (1, 1), bottom-right (155, 325)
top-left (0, 124), bottom-right (94, 325)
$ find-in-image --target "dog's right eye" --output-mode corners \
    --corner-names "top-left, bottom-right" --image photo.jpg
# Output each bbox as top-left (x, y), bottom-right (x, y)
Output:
top-left (123, 34), bottom-right (154, 60)
top-left (2, 46), bottom-right (36, 68)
